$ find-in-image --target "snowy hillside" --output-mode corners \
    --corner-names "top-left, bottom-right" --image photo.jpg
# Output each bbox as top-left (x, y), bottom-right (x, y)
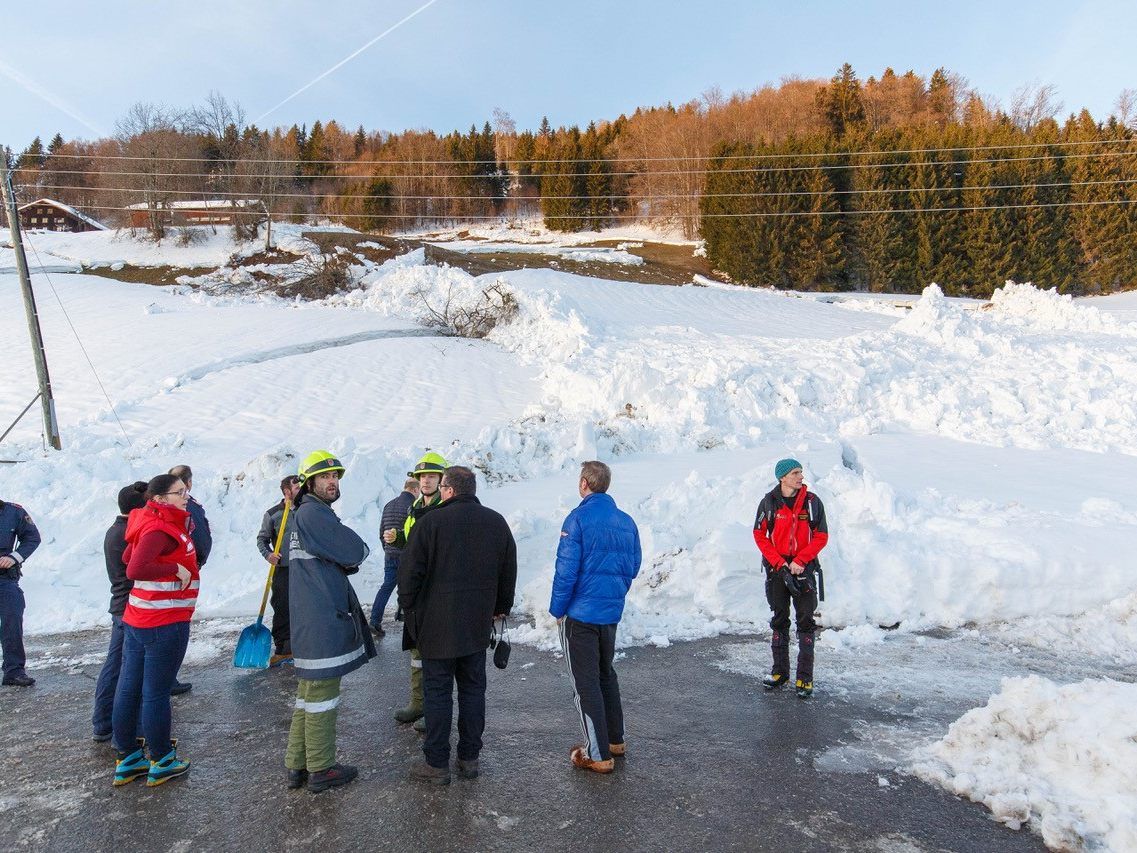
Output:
top-left (4, 228), bottom-right (1137, 848)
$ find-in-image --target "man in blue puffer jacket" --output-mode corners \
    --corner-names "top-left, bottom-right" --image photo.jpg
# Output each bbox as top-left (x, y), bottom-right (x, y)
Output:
top-left (550, 461), bottom-right (641, 774)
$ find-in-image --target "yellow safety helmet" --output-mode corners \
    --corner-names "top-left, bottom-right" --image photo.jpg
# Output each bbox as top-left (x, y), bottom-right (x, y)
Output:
top-left (407, 451), bottom-right (448, 478)
top-left (298, 450), bottom-right (346, 483)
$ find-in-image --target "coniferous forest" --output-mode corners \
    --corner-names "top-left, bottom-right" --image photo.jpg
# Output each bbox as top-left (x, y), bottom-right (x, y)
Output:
top-left (9, 65), bottom-right (1137, 295)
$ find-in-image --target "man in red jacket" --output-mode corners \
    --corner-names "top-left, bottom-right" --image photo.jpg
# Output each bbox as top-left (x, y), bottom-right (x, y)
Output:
top-left (753, 458), bottom-right (828, 698)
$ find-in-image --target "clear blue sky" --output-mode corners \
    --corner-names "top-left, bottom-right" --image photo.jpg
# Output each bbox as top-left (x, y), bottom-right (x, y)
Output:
top-left (2, 0), bottom-right (1134, 146)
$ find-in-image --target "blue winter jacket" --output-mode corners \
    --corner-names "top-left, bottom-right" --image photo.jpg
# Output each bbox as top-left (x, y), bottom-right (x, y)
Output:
top-left (550, 492), bottom-right (641, 625)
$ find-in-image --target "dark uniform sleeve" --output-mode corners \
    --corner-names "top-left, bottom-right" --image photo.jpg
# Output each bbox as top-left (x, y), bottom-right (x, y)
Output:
top-left (12, 508), bottom-right (41, 565)
top-left (256, 507), bottom-right (276, 559)
top-left (304, 504), bottom-right (369, 568)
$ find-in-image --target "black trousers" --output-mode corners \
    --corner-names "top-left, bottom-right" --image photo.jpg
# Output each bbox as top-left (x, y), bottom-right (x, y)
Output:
top-left (421, 650), bottom-right (486, 768)
top-left (766, 573), bottom-right (817, 682)
top-left (269, 566), bottom-right (290, 655)
top-left (560, 617), bottom-right (624, 762)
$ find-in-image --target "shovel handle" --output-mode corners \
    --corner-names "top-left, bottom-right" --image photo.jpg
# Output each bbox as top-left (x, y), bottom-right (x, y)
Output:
top-left (257, 499), bottom-right (292, 621)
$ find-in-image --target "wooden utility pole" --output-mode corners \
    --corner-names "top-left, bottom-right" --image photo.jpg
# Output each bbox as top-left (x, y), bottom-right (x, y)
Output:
top-left (1, 147), bottom-right (63, 450)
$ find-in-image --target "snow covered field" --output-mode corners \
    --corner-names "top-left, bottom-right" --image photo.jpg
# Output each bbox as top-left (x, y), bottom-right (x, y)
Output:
top-left (2, 226), bottom-right (1135, 848)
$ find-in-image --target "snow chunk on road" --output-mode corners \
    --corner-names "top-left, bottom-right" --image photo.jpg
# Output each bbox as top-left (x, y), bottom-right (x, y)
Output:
top-left (915, 675), bottom-right (1137, 851)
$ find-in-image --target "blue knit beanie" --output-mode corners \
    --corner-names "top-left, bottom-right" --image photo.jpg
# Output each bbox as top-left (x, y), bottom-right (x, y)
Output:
top-left (774, 458), bottom-right (802, 481)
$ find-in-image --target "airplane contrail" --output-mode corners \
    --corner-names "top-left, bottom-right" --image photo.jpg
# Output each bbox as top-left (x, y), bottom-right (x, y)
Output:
top-left (0, 57), bottom-right (106, 139)
top-left (255, 0), bottom-right (441, 124)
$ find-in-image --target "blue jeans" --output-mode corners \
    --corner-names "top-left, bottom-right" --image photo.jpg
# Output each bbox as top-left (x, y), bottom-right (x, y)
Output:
top-left (369, 555), bottom-right (400, 627)
top-left (422, 650), bottom-right (486, 768)
top-left (92, 616), bottom-right (125, 736)
top-left (112, 621), bottom-right (190, 757)
top-left (0, 578), bottom-right (27, 678)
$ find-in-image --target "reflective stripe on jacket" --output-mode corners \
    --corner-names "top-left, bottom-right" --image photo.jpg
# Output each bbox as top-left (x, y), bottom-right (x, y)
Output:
top-left (287, 493), bottom-right (376, 680)
top-left (122, 501), bottom-right (199, 628)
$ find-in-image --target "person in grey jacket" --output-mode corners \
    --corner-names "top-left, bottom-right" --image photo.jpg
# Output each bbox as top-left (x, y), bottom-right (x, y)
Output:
top-left (284, 451), bottom-right (375, 793)
top-left (257, 474), bottom-right (301, 665)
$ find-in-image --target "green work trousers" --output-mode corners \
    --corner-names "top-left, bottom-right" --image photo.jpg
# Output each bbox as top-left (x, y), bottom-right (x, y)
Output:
top-left (285, 676), bottom-right (341, 772)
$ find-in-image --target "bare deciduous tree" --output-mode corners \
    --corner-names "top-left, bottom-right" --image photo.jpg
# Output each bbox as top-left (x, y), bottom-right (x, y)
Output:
top-left (1010, 82), bottom-right (1064, 131)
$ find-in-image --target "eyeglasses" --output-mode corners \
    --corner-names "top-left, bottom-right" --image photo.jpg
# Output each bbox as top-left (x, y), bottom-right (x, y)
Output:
top-left (440, 484), bottom-right (454, 492)
top-left (163, 489), bottom-right (187, 497)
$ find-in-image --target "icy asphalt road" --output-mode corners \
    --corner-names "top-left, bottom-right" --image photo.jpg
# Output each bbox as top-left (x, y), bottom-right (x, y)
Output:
top-left (0, 625), bottom-right (1081, 853)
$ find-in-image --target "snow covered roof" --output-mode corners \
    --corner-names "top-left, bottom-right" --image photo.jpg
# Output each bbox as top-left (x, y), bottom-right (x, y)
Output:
top-left (124, 199), bottom-right (262, 210)
top-left (18, 198), bottom-right (108, 231)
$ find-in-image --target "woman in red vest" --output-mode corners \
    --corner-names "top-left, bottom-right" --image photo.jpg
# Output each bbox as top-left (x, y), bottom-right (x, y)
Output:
top-left (110, 473), bottom-right (199, 787)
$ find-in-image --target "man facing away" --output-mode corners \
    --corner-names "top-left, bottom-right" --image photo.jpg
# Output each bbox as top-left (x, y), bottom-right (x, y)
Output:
top-left (167, 464), bottom-right (209, 695)
top-left (0, 496), bottom-right (42, 687)
top-left (550, 461), bottom-right (641, 775)
top-left (753, 458), bottom-right (828, 698)
top-left (398, 466), bottom-right (517, 785)
top-left (257, 474), bottom-right (302, 666)
top-left (285, 451), bottom-right (376, 793)
top-left (370, 477), bottom-right (419, 637)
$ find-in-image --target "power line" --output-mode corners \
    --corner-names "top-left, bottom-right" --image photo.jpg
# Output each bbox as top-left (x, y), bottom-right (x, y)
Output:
top-left (30, 197), bottom-right (1137, 221)
top-left (32, 135), bottom-right (1137, 167)
top-left (16, 148), bottom-right (1137, 181)
top-left (21, 234), bottom-right (131, 443)
top-left (24, 176), bottom-right (1137, 203)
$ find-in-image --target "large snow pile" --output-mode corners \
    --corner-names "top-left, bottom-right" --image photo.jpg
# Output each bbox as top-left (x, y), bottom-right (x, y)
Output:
top-left (1, 238), bottom-right (1136, 648)
top-left (914, 676), bottom-right (1137, 852)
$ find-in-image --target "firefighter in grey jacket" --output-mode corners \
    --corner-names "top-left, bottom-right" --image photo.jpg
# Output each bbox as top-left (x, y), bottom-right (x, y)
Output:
top-left (283, 451), bottom-right (376, 793)
top-left (257, 474), bottom-right (301, 665)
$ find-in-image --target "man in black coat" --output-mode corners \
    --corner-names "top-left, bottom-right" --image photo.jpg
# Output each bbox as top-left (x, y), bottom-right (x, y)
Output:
top-left (398, 466), bottom-right (517, 785)
top-left (92, 481), bottom-right (148, 740)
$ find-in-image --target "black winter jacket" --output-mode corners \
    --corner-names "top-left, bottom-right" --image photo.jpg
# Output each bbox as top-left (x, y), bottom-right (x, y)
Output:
top-left (380, 490), bottom-right (415, 556)
top-left (103, 516), bottom-right (131, 617)
top-left (397, 494), bottom-right (517, 659)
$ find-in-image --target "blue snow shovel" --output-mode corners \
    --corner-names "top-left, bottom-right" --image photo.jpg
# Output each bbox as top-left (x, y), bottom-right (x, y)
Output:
top-left (233, 500), bottom-right (291, 669)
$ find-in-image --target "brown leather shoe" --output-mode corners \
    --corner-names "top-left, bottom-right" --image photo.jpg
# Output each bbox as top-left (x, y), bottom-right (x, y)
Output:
top-left (609, 742), bottom-right (626, 757)
top-left (570, 745), bottom-right (614, 774)
top-left (408, 758), bottom-right (451, 785)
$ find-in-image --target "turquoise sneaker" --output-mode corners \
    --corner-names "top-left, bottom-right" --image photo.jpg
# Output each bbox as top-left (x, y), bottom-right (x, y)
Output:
top-left (113, 747), bottom-right (150, 786)
top-left (147, 747), bottom-right (191, 787)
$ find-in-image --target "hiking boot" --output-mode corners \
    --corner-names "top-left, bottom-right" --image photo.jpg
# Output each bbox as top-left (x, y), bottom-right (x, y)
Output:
top-left (269, 653), bottom-right (294, 667)
top-left (413, 717), bottom-right (426, 733)
top-left (307, 763), bottom-right (358, 793)
top-left (113, 746), bottom-right (150, 786)
top-left (92, 730), bottom-right (113, 743)
top-left (394, 664), bottom-right (424, 723)
top-left (795, 679), bottom-right (814, 698)
top-left (147, 747), bottom-right (190, 786)
top-left (609, 742), bottom-right (626, 757)
top-left (169, 680), bottom-right (192, 696)
top-left (370, 623), bottom-right (385, 638)
top-left (2, 673), bottom-right (35, 687)
top-left (287, 768), bottom-right (308, 790)
top-left (408, 758), bottom-right (451, 786)
top-left (395, 703), bottom-right (423, 724)
top-left (763, 673), bottom-right (790, 690)
top-left (456, 758), bottom-right (479, 779)
top-left (570, 745), bottom-right (614, 774)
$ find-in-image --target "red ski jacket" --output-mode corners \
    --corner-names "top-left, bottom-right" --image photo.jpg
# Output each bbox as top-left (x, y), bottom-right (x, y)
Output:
top-left (752, 485), bottom-right (828, 572)
top-left (122, 501), bottom-right (199, 629)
